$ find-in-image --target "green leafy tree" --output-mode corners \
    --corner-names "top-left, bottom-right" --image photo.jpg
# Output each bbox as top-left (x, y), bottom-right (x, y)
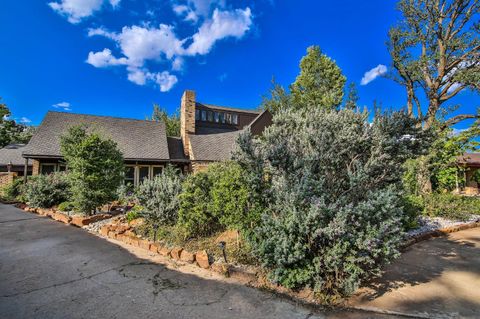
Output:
top-left (234, 107), bottom-right (429, 298)
top-left (135, 165), bottom-right (183, 241)
top-left (0, 98), bottom-right (35, 147)
top-left (260, 79), bottom-right (292, 115)
top-left (290, 46), bottom-right (346, 110)
top-left (388, 0), bottom-right (479, 129)
top-left (150, 104), bottom-right (180, 136)
top-left (60, 125), bottom-right (124, 215)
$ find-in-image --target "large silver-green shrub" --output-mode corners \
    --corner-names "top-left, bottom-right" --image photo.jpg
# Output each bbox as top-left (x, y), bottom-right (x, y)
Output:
top-left (135, 165), bottom-right (183, 241)
top-left (24, 172), bottom-right (71, 208)
top-left (234, 108), bottom-right (429, 298)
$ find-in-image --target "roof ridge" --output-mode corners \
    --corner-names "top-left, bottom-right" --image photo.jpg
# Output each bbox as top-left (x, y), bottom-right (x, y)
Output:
top-left (196, 102), bottom-right (260, 114)
top-left (47, 110), bottom-right (161, 124)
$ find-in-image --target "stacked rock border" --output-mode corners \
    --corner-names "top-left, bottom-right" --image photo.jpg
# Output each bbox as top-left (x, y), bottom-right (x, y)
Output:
top-left (14, 203), bottom-right (114, 227)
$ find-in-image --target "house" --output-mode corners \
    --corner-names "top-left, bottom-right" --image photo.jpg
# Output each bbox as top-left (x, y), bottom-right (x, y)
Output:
top-left (22, 90), bottom-right (272, 185)
top-left (457, 152), bottom-right (480, 195)
top-left (0, 144), bottom-right (32, 187)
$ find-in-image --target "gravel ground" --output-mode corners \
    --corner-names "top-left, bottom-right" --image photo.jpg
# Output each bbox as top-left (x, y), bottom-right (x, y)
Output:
top-left (407, 214), bottom-right (480, 237)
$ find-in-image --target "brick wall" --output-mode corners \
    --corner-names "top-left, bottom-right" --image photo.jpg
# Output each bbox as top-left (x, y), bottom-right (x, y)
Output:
top-left (0, 172), bottom-right (18, 188)
top-left (191, 161), bottom-right (210, 173)
top-left (180, 90), bottom-right (196, 157)
top-left (32, 160), bottom-right (40, 175)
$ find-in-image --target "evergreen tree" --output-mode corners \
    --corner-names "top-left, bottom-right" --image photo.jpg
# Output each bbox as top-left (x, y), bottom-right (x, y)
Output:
top-left (150, 104), bottom-right (180, 137)
top-left (60, 126), bottom-right (124, 215)
top-left (0, 98), bottom-right (35, 147)
top-left (344, 82), bottom-right (359, 110)
top-left (290, 46), bottom-right (346, 110)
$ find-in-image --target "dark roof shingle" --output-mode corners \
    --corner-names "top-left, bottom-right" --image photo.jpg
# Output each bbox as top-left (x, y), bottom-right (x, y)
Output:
top-left (23, 112), bottom-right (170, 160)
top-left (0, 144), bottom-right (29, 166)
top-left (167, 137), bottom-right (188, 161)
top-left (457, 153), bottom-right (480, 166)
top-left (190, 130), bottom-right (241, 161)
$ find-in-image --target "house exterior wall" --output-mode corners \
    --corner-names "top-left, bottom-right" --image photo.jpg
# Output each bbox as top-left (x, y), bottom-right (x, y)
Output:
top-left (0, 172), bottom-right (18, 187)
top-left (465, 168), bottom-right (479, 195)
top-left (32, 159), bottom-right (40, 176)
top-left (191, 161), bottom-right (210, 173)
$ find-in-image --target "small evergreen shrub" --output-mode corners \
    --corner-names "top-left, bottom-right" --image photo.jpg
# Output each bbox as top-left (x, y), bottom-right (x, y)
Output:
top-left (2, 178), bottom-right (24, 201)
top-left (126, 205), bottom-right (142, 222)
top-left (177, 170), bottom-right (217, 238)
top-left (422, 193), bottom-right (479, 221)
top-left (135, 165), bottom-right (183, 240)
top-left (58, 201), bottom-right (75, 212)
top-left (177, 162), bottom-right (265, 239)
top-left (24, 173), bottom-right (71, 208)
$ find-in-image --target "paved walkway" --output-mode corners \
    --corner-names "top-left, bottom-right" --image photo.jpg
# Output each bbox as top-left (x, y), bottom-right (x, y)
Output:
top-left (0, 204), bottom-right (395, 319)
top-left (348, 227), bottom-right (480, 318)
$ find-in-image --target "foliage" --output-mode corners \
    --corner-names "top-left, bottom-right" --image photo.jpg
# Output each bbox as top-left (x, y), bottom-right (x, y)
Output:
top-left (58, 201), bottom-right (75, 212)
top-left (1, 178), bottom-right (24, 201)
top-left (387, 0), bottom-right (479, 129)
top-left (290, 46), bottom-right (346, 110)
top-left (261, 46), bottom-right (346, 114)
top-left (150, 104), bottom-right (180, 136)
top-left (177, 169), bottom-right (218, 238)
top-left (24, 173), bottom-right (70, 208)
top-left (0, 98), bottom-right (36, 147)
top-left (406, 194), bottom-right (480, 222)
top-left (135, 165), bottom-right (183, 240)
top-left (126, 205), bottom-right (143, 222)
top-left (234, 107), bottom-right (429, 297)
top-left (177, 162), bottom-right (264, 239)
top-left (60, 125), bottom-right (124, 215)
top-left (116, 183), bottom-right (135, 206)
top-left (344, 82), bottom-right (359, 110)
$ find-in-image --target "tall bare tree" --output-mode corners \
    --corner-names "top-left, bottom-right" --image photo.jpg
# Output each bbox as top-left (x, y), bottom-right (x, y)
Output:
top-left (388, 0), bottom-right (479, 130)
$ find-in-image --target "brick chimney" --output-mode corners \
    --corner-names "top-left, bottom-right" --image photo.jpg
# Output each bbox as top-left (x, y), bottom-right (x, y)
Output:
top-left (180, 90), bottom-right (196, 157)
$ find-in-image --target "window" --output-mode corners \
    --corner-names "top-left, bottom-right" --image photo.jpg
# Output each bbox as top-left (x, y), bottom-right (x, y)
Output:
top-left (232, 114), bottom-right (238, 125)
top-left (201, 110), bottom-right (207, 121)
top-left (219, 112), bottom-right (225, 123)
top-left (152, 166), bottom-right (163, 178)
top-left (214, 112), bottom-right (220, 123)
top-left (40, 164), bottom-right (55, 175)
top-left (138, 166), bottom-right (150, 183)
top-left (58, 164), bottom-right (67, 172)
top-left (125, 166), bottom-right (135, 186)
top-left (195, 109), bottom-right (200, 120)
top-left (207, 111), bottom-right (213, 122)
top-left (226, 113), bottom-right (232, 124)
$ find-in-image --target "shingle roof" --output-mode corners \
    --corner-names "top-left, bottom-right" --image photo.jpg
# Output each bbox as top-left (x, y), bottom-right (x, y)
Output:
top-left (0, 144), bottom-right (30, 166)
top-left (457, 153), bottom-right (480, 166)
top-left (23, 111), bottom-right (170, 160)
top-left (167, 137), bottom-right (188, 161)
top-left (190, 130), bottom-right (241, 161)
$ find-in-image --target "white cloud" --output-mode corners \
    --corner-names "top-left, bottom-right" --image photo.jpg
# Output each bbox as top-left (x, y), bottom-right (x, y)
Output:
top-left (154, 71), bottom-right (178, 92)
top-left (19, 117), bottom-right (32, 124)
top-left (48, 0), bottom-right (120, 24)
top-left (86, 49), bottom-right (128, 68)
top-left (53, 102), bottom-right (72, 111)
top-left (84, 4), bottom-right (252, 92)
top-left (186, 8), bottom-right (252, 55)
top-left (361, 64), bottom-right (387, 85)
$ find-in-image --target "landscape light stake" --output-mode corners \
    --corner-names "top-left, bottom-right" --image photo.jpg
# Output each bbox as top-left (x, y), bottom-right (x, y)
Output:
top-left (218, 241), bottom-right (227, 263)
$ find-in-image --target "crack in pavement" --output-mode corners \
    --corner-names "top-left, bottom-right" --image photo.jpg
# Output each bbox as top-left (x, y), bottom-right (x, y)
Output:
top-left (0, 217), bottom-right (43, 224)
top-left (0, 261), bottom-right (156, 298)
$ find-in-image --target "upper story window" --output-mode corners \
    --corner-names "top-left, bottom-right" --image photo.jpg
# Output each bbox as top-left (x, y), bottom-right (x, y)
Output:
top-left (219, 112), bottom-right (225, 123)
top-left (195, 109), bottom-right (200, 120)
top-left (232, 114), bottom-right (238, 125)
top-left (207, 110), bottom-right (213, 122)
top-left (225, 113), bottom-right (232, 124)
top-left (201, 110), bottom-right (207, 121)
top-left (214, 112), bottom-right (220, 123)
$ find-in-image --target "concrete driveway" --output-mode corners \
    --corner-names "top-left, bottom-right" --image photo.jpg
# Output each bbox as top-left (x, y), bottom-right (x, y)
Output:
top-left (0, 204), bottom-right (397, 319)
top-left (348, 227), bottom-right (480, 318)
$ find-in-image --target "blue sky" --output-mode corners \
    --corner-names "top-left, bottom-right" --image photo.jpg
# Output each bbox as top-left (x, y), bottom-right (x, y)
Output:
top-left (0, 0), bottom-right (477, 129)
